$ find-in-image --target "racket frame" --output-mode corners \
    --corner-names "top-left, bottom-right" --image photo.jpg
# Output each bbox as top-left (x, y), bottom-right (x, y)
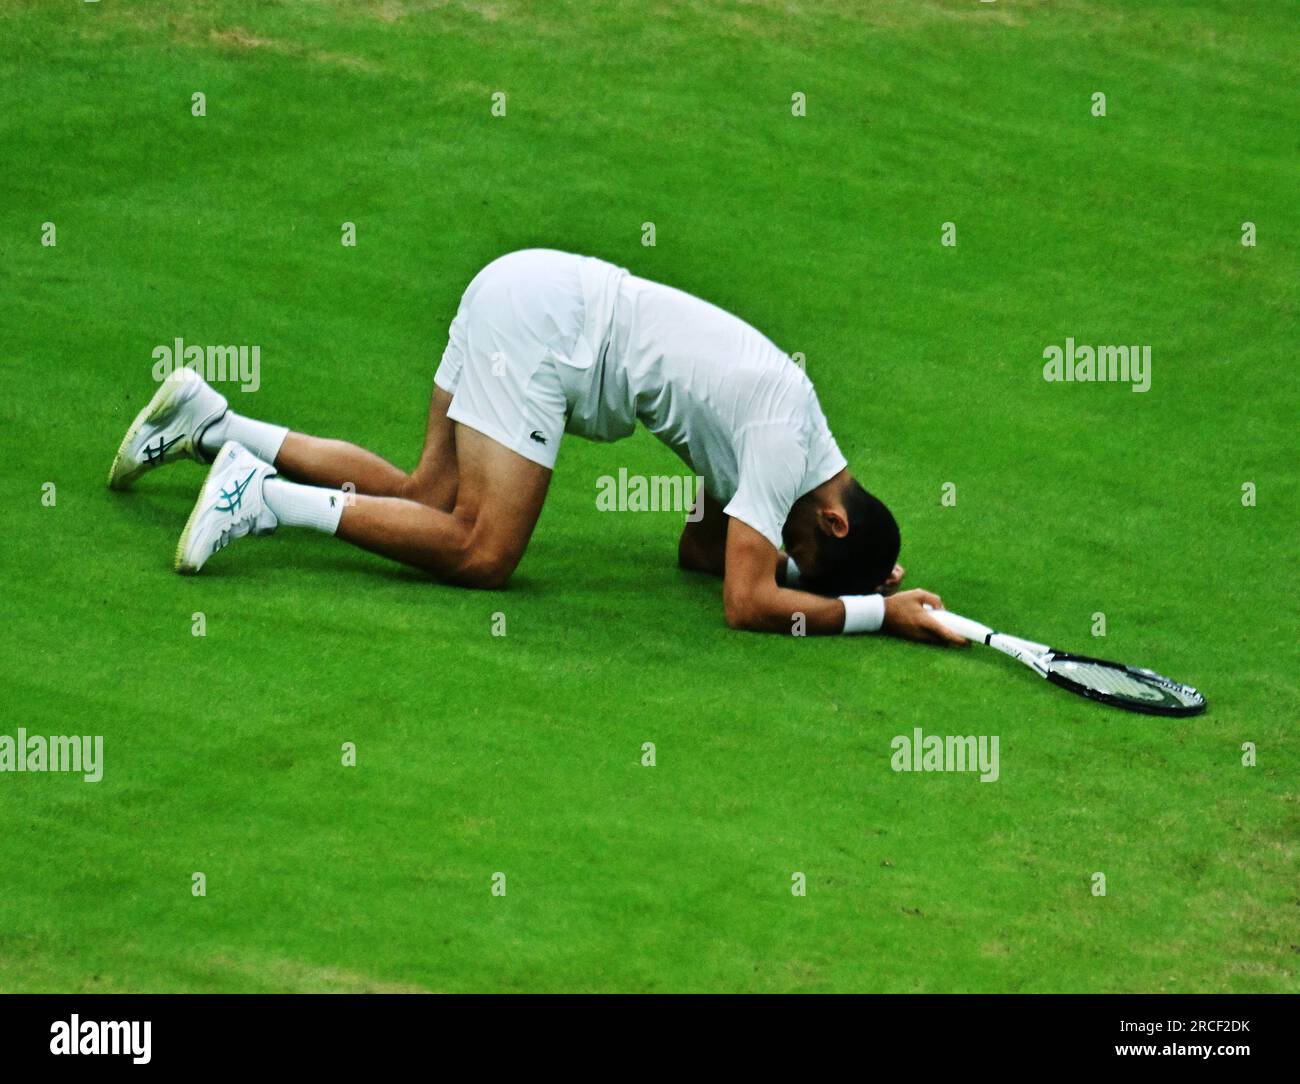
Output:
top-left (926, 608), bottom-right (1206, 717)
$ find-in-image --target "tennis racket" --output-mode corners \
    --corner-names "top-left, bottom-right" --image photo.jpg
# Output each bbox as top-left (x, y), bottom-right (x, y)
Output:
top-left (924, 607), bottom-right (1206, 716)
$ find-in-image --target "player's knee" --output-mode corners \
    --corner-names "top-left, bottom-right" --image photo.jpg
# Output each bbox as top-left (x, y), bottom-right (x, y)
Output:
top-left (454, 546), bottom-right (517, 590)
top-left (459, 560), bottom-right (514, 590)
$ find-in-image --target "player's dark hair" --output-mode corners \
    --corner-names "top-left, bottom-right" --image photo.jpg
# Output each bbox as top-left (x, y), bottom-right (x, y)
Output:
top-left (804, 482), bottom-right (900, 597)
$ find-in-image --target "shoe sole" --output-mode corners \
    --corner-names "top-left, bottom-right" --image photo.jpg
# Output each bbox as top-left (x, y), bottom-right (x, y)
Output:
top-left (173, 442), bottom-right (232, 574)
top-left (106, 372), bottom-right (191, 491)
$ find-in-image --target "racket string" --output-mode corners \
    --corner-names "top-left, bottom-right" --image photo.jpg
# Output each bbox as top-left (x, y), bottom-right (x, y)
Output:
top-left (1050, 660), bottom-right (1178, 703)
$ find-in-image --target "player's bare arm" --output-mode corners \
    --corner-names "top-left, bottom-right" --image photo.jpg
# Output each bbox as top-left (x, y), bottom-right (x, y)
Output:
top-left (677, 491), bottom-right (729, 577)
top-left (723, 518), bottom-right (965, 643)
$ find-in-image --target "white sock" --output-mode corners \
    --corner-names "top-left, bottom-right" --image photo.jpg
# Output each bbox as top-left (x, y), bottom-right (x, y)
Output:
top-left (199, 412), bottom-right (289, 464)
top-left (263, 478), bottom-right (345, 535)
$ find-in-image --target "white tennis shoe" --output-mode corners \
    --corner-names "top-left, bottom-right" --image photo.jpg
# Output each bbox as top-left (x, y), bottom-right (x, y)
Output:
top-left (107, 367), bottom-right (228, 490)
top-left (174, 441), bottom-right (278, 574)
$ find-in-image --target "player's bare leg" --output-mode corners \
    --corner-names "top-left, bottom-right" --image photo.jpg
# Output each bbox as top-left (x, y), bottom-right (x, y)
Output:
top-left (397, 387), bottom-right (460, 512)
top-left (336, 424), bottom-right (548, 587)
top-left (272, 387), bottom-right (459, 510)
top-left (177, 418), bottom-right (549, 584)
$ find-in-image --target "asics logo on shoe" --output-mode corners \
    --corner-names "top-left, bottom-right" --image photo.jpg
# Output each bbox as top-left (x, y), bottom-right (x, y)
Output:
top-left (216, 469), bottom-right (257, 514)
top-left (143, 434), bottom-right (183, 463)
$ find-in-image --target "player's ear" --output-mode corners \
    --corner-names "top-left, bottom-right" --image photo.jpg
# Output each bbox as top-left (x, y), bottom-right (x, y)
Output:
top-left (817, 506), bottom-right (850, 539)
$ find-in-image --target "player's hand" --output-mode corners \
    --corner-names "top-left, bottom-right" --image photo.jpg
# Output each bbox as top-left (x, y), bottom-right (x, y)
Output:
top-left (882, 589), bottom-right (968, 646)
top-left (877, 563), bottom-right (905, 596)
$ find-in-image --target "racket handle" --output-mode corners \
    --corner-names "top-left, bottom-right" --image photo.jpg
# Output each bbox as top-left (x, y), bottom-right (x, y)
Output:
top-left (923, 606), bottom-right (992, 643)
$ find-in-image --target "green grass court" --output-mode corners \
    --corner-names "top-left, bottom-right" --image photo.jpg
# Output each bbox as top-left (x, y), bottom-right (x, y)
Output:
top-left (1, 0), bottom-right (1296, 992)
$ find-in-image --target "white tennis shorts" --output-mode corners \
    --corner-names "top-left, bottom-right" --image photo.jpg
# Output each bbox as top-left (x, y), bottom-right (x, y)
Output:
top-left (434, 249), bottom-right (587, 469)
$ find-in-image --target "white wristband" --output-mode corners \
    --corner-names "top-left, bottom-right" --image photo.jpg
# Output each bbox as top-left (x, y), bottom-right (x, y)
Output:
top-left (839, 594), bottom-right (885, 634)
top-left (785, 556), bottom-right (801, 587)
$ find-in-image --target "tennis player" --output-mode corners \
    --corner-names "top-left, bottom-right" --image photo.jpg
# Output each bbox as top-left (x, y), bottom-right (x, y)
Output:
top-left (109, 249), bottom-right (964, 644)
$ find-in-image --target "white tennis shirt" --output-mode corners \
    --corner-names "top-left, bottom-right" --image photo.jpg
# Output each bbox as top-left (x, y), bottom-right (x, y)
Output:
top-left (553, 252), bottom-right (847, 549)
